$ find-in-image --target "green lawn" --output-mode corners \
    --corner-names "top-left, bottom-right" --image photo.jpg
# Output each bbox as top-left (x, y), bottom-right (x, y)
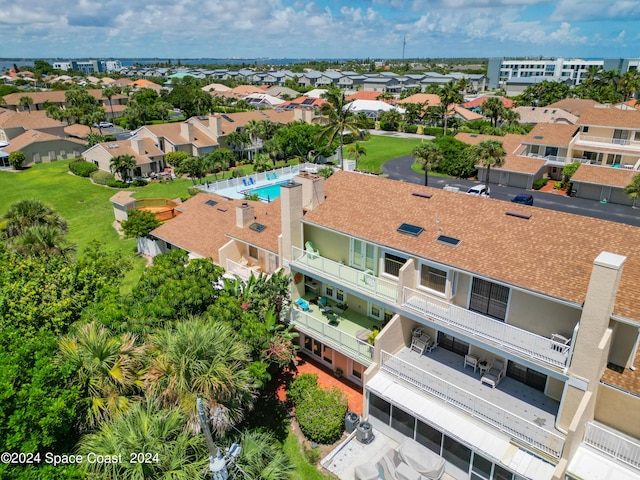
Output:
top-left (348, 135), bottom-right (426, 174)
top-left (410, 161), bottom-right (451, 178)
top-left (283, 432), bottom-right (336, 480)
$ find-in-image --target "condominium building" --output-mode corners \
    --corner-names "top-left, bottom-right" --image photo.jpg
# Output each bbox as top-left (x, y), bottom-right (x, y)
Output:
top-left (487, 57), bottom-right (640, 89)
top-left (52, 59), bottom-right (122, 73)
top-left (137, 170), bottom-right (640, 480)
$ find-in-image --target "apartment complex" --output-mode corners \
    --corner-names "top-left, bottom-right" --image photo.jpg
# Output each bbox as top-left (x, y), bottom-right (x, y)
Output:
top-left (487, 57), bottom-right (640, 89)
top-left (141, 170), bottom-right (640, 480)
top-left (52, 59), bottom-right (122, 74)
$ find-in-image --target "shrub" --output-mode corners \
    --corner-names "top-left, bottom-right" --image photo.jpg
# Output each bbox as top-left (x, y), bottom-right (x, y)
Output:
top-left (296, 386), bottom-right (348, 444)
top-left (8, 151), bottom-right (26, 170)
top-left (131, 179), bottom-right (148, 187)
top-left (287, 373), bottom-right (318, 405)
top-left (422, 127), bottom-right (444, 138)
top-left (403, 124), bottom-right (418, 134)
top-left (304, 446), bottom-right (320, 465)
top-left (532, 178), bottom-right (549, 190)
top-left (90, 170), bottom-right (115, 185)
top-left (69, 160), bottom-right (98, 177)
top-left (553, 181), bottom-right (564, 190)
top-left (186, 187), bottom-right (201, 196)
top-left (106, 179), bottom-right (129, 188)
top-left (378, 121), bottom-right (396, 131)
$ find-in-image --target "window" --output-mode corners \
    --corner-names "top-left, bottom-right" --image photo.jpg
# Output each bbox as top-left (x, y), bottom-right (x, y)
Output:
top-left (384, 252), bottom-right (406, 277)
top-left (634, 131), bottom-right (640, 141)
top-left (416, 420), bottom-right (442, 455)
top-left (420, 265), bottom-right (447, 294)
top-left (370, 304), bottom-right (382, 319)
top-left (437, 332), bottom-right (470, 356)
top-left (336, 289), bottom-right (345, 302)
top-left (469, 278), bottom-right (509, 321)
top-left (248, 245), bottom-right (258, 260)
top-left (325, 285), bottom-right (334, 298)
top-left (471, 453), bottom-right (492, 480)
top-left (506, 361), bottom-right (547, 392)
top-left (582, 126), bottom-right (589, 133)
top-left (369, 394), bottom-right (390, 424)
top-left (391, 406), bottom-right (415, 438)
top-left (351, 239), bottom-right (377, 273)
top-left (443, 435), bottom-right (471, 473)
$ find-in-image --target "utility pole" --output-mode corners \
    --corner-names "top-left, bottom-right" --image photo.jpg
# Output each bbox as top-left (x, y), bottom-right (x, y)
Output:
top-left (197, 398), bottom-right (242, 480)
top-left (402, 35), bottom-right (406, 61)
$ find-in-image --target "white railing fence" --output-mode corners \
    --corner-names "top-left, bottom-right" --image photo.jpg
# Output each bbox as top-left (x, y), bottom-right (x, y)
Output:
top-left (380, 350), bottom-right (565, 459)
top-left (584, 422), bottom-right (640, 469)
top-left (289, 308), bottom-right (374, 363)
top-left (291, 246), bottom-right (398, 303)
top-left (578, 134), bottom-right (633, 146)
top-left (402, 287), bottom-right (570, 368)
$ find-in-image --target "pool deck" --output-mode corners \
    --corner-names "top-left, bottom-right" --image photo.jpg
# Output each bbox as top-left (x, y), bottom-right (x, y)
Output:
top-left (197, 163), bottom-right (319, 200)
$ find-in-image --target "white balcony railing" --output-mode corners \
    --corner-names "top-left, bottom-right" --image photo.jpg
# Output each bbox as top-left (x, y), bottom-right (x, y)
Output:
top-left (380, 350), bottom-right (565, 459)
top-left (225, 258), bottom-right (261, 281)
top-left (584, 422), bottom-right (640, 470)
top-left (577, 134), bottom-right (635, 147)
top-left (289, 308), bottom-right (374, 364)
top-left (291, 246), bottom-right (398, 303)
top-left (402, 287), bottom-right (570, 368)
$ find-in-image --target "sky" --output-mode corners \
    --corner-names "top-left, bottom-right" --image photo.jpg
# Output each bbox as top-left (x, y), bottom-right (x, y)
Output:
top-left (1, 0), bottom-right (639, 60)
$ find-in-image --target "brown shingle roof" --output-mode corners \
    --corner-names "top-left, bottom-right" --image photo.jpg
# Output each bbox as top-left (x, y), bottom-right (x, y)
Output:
top-left (522, 123), bottom-right (579, 147)
top-left (0, 109), bottom-right (65, 129)
top-left (210, 110), bottom-right (295, 134)
top-left (546, 99), bottom-right (601, 117)
top-left (2, 89), bottom-right (126, 106)
top-left (150, 194), bottom-right (281, 262)
top-left (395, 93), bottom-right (441, 106)
top-left (578, 106), bottom-right (640, 129)
top-left (601, 353), bottom-right (640, 395)
top-left (143, 123), bottom-right (218, 148)
top-left (94, 138), bottom-right (163, 165)
top-left (570, 164), bottom-right (638, 188)
top-left (3, 129), bottom-right (85, 152)
top-left (303, 171), bottom-right (640, 322)
top-left (514, 107), bottom-right (578, 125)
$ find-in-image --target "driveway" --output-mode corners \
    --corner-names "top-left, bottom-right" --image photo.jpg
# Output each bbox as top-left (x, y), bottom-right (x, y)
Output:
top-left (381, 155), bottom-right (640, 227)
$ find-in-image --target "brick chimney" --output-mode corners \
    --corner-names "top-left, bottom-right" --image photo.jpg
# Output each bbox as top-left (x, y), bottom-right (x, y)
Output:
top-left (236, 201), bottom-right (255, 228)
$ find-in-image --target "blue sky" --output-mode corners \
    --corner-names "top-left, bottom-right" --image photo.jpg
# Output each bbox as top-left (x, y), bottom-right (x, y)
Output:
top-left (1, 0), bottom-right (639, 60)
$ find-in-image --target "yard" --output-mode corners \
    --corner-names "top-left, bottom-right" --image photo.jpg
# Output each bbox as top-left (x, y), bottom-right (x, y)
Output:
top-left (348, 134), bottom-right (426, 174)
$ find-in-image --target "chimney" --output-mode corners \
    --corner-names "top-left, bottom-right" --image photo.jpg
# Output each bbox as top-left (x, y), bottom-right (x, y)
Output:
top-left (293, 108), bottom-right (313, 124)
top-left (131, 137), bottom-right (145, 154)
top-left (280, 181), bottom-right (303, 262)
top-left (180, 122), bottom-right (195, 142)
top-left (236, 201), bottom-right (255, 228)
top-left (208, 116), bottom-right (223, 137)
top-left (295, 172), bottom-right (325, 210)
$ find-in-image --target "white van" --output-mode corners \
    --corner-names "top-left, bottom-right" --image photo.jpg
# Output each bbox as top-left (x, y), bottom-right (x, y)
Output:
top-left (466, 184), bottom-right (490, 197)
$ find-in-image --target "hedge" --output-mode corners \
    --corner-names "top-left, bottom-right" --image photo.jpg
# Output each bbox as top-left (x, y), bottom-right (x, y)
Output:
top-left (90, 170), bottom-right (115, 185)
top-left (295, 386), bottom-right (347, 444)
top-left (69, 160), bottom-right (98, 177)
top-left (532, 178), bottom-right (549, 190)
top-left (106, 179), bottom-right (129, 188)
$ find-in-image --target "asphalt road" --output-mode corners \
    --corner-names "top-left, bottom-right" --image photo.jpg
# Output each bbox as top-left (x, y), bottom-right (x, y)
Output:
top-left (382, 155), bottom-right (640, 227)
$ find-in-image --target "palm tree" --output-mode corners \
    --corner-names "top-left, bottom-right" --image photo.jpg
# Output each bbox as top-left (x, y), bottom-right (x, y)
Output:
top-left (110, 154), bottom-right (137, 182)
top-left (438, 81), bottom-right (463, 135)
top-left (102, 85), bottom-right (120, 120)
top-left (619, 70), bottom-right (640, 101)
top-left (77, 399), bottom-right (209, 479)
top-left (346, 141), bottom-right (367, 169)
top-left (624, 173), bottom-right (640, 208)
top-left (1, 199), bottom-right (68, 239)
top-left (58, 321), bottom-right (145, 426)
top-left (233, 430), bottom-right (294, 480)
top-left (143, 318), bottom-right (257, 435)
top-left (19, 95), bottom-right (33, 113)
top-left (253, 153), bottom-right (272, 173)
top-left (413, 143), bottom-right (444, 186)
top-left (583, 65), bottom-right (602, 85)
top-left (10, 225), bottom-right (76, 258)
top-left (318, 85), bottom-right (362, 169)
top-left (225, 130), bottom-right (250, 161)
top-left (469, 139), bottom-right (506, 190)
top-left (480, 97), bottom-right (505, 127)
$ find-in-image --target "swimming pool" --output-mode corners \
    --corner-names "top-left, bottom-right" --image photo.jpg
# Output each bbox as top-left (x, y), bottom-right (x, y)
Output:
top-left (246, 182), bottom-right (288, 201)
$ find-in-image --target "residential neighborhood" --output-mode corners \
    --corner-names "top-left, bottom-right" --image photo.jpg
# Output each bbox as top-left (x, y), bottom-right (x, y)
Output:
top-left (1, 51), bottom-right (640, 480)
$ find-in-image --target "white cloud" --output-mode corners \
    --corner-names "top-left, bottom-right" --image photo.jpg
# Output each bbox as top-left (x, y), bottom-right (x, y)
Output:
top-left (550, 0), bottom-right (640, 21)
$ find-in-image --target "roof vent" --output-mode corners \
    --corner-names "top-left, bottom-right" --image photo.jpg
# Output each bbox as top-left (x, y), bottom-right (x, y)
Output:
top-left (436, 235), bottom-right (461, 247)
top-left (506, 210), bottom-right (531, 220)
top-left (217, 207), bottom-right (227, 212)
top-left (412, 192), bottom-right (432, 199)
top-left (533, 135), bottom-right (543, 139)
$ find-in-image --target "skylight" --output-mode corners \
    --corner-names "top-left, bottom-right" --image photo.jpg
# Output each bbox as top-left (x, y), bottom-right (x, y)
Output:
top-left (249, 222), bottom-right (267, 232)
top-left (397, 223), bottom-right (423, 236)
top-left (205, 199), bottom-right (218, 206)
top-left (436, 235), bottom-right (461, 247)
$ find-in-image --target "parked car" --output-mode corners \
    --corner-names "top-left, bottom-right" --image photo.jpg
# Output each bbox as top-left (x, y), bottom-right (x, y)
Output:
top-left (93, 121), bottom-right (114, 128)
top-left (512, 194), bottom-right (534, 206)
top-left (466, 184), bottom-right (490, 197)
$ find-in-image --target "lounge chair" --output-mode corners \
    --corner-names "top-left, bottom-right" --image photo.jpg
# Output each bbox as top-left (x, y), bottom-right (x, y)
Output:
top-left (248, 177), bottom-right (255, 185)
top-left (295, 298), bottom-right (309, 312)
top-left (305, 241), bottom-right (320, 259)
top-left (266, 173), bottom-right (272, 181)
top-left (272, 171), bottom-right (278, 179)
top-left (481, 359), bottom-right (506, 388)
top-left (242, 178), bottom-right (248, 187)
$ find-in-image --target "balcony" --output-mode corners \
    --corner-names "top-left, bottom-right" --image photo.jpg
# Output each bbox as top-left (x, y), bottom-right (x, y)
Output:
top-left (402, 287), bottom-right (571, 368)
top-left (291, 246), bottom-right (398, 304)
top-left (519, 153), bottom-right (569, 165)
top-left (574, 134), bottom-right (640, 153)
top-left (288, 305), bottom-right (377, 365)
top-left (379, 348), bottom-right (564, 459)
top-left (225, 258), bottom-right (262, 281)
top-left (584, 421), bottom-right (640, 470)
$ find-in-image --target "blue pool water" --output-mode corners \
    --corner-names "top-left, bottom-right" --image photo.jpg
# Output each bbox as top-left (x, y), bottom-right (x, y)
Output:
top-left (246, 182), bottom-right (287, 201)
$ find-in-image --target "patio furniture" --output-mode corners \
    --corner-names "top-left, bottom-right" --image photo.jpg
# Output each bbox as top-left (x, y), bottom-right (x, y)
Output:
top-left (397, 438), bottom-right (445, 479)
top-left (551, 333), bottom-right (571, 352)
top-left (295, 298), bottom-right (309, 312)
top-left (464, 354), bottom-right (479, 373)
top-left (266, 173), bottom-right (272, 180)
top-left (356, 329), bottom-right (372, 342)
top-left (481, 359), bottom-right (506, 388)
top-left (410, 329), bottom-right (431, 356)
top-left (354, 439), bottom-right (445, 480)
top-left (305, 241), bottom-right (320, 259)
top-left (272, 171), bottom-right (278, 179)
top-left (242, 178), bottom-right (248, 187)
